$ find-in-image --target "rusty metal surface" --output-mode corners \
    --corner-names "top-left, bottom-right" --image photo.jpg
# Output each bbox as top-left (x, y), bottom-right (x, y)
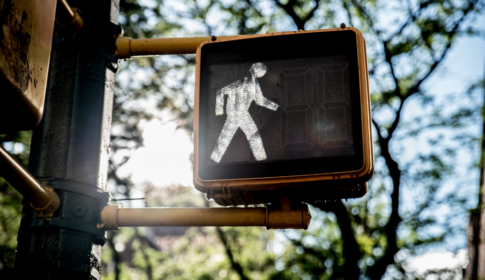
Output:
top-left (14, 0), bottom-right (119, 278)
top-left (0, 0), bottom-right (57, 133)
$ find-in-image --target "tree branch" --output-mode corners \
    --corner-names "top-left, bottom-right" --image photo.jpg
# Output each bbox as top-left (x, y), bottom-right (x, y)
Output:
top-left (274, 0), bottom-right (303, 30)
top-left (386, 0), bottom-right (477, 141)
top-left (370, 112), bottom-right (403, 280)
top-left (367, 3), bottom-right (476, 277)
top-left (106, 231), bottom-right (122, 280)
top-left (367, 130), bottom-right (402, 279)
top-left (350, 0), bottom-right (379, 34)
top-left (134, 229), bottom-right (153, 280)
top-left (303, 0), bottom-right (320, 24)
top-left (383, 94), bottom-right (405, 140)
top-left (314, 201), bottom-right (361, 278)
top-left (202, 196), bottom-right (248, 279)
top-left (216, 228), bottom-right (249, 280)
top-left (342, 1), bottom-right (356, 27)
top-left (274, 0), bottom-right (319, 30)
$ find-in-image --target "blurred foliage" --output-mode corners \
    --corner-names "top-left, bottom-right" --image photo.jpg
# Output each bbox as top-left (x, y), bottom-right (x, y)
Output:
top-left (0, 131), bottom-right (32, 278)
top-left (1, 0), bottom-right (484, 279)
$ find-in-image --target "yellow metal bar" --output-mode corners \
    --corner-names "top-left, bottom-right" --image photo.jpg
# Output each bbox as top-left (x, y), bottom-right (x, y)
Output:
top-left (99, 205), bottom-right (312, 230)
top-left (115, 35), bottom-right (247, 58)
top-left (56, 0), bottom-right (83, 31)
top-left (0, 146), bottom-right (59, 217)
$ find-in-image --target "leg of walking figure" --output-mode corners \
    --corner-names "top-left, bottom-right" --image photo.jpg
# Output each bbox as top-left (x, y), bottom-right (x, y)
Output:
top-left (248, 131), bottom-right (267, 161)
top-left (240, 113), bottom-right (267, 161)
top-left (211, 116), bottom-right (238, 163)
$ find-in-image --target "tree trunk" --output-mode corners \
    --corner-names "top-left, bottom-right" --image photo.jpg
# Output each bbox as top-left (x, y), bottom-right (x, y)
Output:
top-left (464, 60), bottom-right (485, 279)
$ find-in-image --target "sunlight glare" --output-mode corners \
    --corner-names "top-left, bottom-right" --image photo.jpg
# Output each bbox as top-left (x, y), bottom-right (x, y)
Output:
top-left (121, 119), bottom-right (193, 187)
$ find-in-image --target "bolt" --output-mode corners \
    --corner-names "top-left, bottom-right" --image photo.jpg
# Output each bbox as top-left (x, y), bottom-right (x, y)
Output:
top-left (340, 23), bottom-right (347, 28)
top-left (211, 35), bottom-right (217, 41)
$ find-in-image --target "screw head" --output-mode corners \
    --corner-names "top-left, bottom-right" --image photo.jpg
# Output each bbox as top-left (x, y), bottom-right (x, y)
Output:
top-left (211, 35), bottom-right (217, 41)
top-left (340, 23), bottom-right (347, 28)
top-left (71, 204), bottom-right (87, 217)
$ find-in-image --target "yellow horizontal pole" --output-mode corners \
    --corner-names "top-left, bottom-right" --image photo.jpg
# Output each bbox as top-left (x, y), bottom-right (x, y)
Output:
top-left (115, 35), bottom-right (247, 58)
top-left (99, 205), bottom-right (311, 229)
top-left (0, 146), bottom-right (59, 217)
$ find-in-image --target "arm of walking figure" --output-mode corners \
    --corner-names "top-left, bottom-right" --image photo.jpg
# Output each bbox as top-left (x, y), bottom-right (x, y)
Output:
top-left (254, 80), bottom-right (278, 111)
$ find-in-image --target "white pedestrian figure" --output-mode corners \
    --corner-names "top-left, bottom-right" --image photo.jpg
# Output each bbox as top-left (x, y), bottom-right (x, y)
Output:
top-left (211, 62), bottom-right (279, 163)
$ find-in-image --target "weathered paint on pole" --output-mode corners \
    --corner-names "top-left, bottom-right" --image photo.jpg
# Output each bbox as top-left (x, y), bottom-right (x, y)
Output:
top-left (14, 0), bottom-right (119, 278)
top-left (0, 0), bottom-right (57, 133)
top-left (99, 205), bottom-right (312, 230)
top-left (115, 35), bottom-right (247, 58)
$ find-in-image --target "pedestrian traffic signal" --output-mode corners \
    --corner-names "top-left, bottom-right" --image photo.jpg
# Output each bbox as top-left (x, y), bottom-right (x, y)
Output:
top-left (0, 0), bottom-right (57, 133)
top-left (193, 27), bottom-right (373, 206)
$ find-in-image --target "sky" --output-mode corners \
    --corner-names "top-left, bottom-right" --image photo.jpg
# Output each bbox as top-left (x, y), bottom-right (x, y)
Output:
top-left (117, 120), bottom-right (193, 188)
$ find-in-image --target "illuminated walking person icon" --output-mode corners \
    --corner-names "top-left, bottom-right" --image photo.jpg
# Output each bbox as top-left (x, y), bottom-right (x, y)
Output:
top-left (211, 63), bottom-right (278, 163)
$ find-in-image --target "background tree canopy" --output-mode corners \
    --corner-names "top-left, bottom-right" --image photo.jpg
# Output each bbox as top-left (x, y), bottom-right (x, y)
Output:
top-left (1, 0), bottom-right (485, 279)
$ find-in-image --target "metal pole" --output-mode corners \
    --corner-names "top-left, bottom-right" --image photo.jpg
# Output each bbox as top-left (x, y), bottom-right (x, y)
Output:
top-left (14, 0), bottom-right (119, 278)
top-left (56, 0), bottom-right (83, 30)
top-left (99, 206), bottom-right (312, 229)
top-left (0, 146), bottom-right (59, 217)
top-left (115, 35), bottom-right (247, 58)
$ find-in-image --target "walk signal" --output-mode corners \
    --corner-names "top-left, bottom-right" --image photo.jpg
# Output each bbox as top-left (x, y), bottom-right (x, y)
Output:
top-left (193, 27), bottom-right (373, 205)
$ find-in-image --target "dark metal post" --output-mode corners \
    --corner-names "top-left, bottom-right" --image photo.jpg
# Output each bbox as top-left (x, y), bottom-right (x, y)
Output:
top-left (14, 0), bottom-right (119, 278)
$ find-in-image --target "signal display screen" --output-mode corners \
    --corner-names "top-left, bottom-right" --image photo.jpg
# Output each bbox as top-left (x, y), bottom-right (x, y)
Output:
top-left (198, 31), bottom-right (364, 180)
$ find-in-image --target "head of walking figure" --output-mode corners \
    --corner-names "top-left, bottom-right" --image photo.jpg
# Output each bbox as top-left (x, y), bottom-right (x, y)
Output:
top-left (250, 62), bottom-right (267, 78)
